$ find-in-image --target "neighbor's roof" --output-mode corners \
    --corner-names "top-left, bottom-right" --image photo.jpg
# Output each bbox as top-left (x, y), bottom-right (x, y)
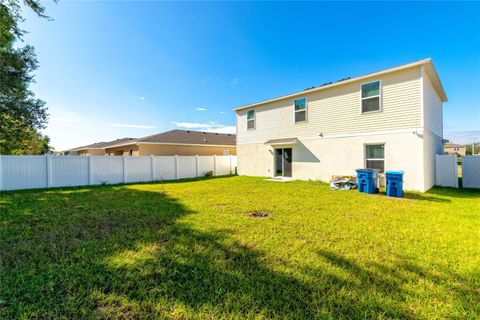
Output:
top-left (233, 58), bottom-right (447, 111)
top-left (106, 130), bottom-right (236, 148)
top-left (444, 143), bottom-right (465, 148)
top-left (68, 137), bottom-right (136, 151)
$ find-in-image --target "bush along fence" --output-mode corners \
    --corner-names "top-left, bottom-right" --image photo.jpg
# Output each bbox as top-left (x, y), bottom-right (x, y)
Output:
top-left (0, 155), bottom-right (237, 191)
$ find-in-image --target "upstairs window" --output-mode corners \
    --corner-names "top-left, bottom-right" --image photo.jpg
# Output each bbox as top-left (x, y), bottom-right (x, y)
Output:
top-left (294, 98), bottom-right (307, 123)
top-left (247, 110), bottom-right (255, 130)
top-left (365, 144), bottom-right (385, 173)
top-left (361, 81), bottom-right (381, 113)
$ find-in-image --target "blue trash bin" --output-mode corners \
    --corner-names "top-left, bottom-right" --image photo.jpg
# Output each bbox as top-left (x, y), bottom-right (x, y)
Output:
top-left (356, 169), bottom-right (377, 194)
top-left (386, 171), bottom-right (404, 197)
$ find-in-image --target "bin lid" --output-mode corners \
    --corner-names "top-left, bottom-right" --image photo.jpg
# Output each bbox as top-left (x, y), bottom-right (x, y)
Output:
top-left (356, 168), bottom-right (373, 172)
top-left (386, 170), bottom-right (404, 175)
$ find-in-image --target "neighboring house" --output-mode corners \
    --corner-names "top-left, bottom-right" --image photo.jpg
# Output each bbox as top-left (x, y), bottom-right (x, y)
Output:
top-left (234, 58), bottom-right (447, 192)
top-left (443, 143), bottom-right (466, 156)
top-left (66, 138), bottom-right (136, 156)
top-left (103, 130), bottom-right (236, 156)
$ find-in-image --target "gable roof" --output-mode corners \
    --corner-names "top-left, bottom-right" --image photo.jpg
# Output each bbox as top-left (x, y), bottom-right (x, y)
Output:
top-left (444, 143), bottom-right (465, 148)
top-left (106, 130), bottom-right (236, 148)
top-left (139, 130), bottom-right (236, 145)
top-left (233, 58), bottom-right (447, 111)
top-left (68, 137), bottom-right (136, 151)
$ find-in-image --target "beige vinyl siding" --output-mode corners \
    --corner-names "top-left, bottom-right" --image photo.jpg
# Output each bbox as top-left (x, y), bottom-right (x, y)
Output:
top-left (104, 144), bottom-right (236, 156)
top-left (423, 70), bottom-right (443, 137)
top-left (78, 149), bottom-right (106, 156)
top-left (237, 67), bottom-right (422, 144)
top-left (104, 144), bottom-right (139, 156)
top-left (138, 144), bottom-right (236, 156)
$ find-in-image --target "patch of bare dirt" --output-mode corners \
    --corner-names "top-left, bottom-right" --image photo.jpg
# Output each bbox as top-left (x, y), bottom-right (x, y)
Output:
top-left (248, 211), bottom-right (270, 218)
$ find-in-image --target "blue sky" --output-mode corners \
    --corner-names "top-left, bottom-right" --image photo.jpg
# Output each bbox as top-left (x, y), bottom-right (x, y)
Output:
top-left (22, 1), bottom-right (480, 150)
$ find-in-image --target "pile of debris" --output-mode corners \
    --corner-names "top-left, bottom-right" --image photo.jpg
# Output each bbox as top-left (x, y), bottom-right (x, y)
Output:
top-left (330, 176), bottom-right (357, 191)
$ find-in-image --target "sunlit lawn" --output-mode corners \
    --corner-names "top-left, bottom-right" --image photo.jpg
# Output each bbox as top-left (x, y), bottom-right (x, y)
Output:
top-left (1, 176), bottom-right (479, 319)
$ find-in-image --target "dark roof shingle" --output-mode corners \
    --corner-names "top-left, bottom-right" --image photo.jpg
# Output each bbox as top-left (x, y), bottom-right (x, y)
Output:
top-left (69, 137), bottom-right (136, 151)
top-left (138, 130), bottom-right (235, 146)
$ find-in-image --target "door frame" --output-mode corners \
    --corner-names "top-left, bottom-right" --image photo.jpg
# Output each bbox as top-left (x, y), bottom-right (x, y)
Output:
top-left (274, 147), bottom-right (293, 177)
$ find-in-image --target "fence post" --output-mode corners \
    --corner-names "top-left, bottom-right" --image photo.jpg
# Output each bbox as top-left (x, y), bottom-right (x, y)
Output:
top-left (46, 154), bottom-right (52, 188)
top-left (213, 155), bottom-right (217, 176)
top-left (88, 156), bottom-right (93, 185)
top-left (453, 155), bottom-right (459, 188)
top-left (150, 155), bottom-right (154, 181)
top-left (122, 156), bottom-right (127, 183)
top-left (229, 155), bottom-right (232, 175)
top-left (196, 155), bottom-right (199, 177)
top-left (174, 155), bottom-right (178, 179)
top-left (0, 156), bottom-right (3, 191)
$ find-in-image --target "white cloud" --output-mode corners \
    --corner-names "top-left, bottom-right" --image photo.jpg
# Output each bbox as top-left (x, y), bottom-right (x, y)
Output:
top-left (231, 78), bottom-right (239, 85)
top-left (196, 107), bottom-right (207, 111)
top-left (109, 123), bottom-right (156, 129)
top-left (139, 97), bottom-right (145, 101)
top-left (171, 121), bottom-right (222, 129)
top-left (171, 121), bottom-right (235, 134)
top-left (207, 126), bottom-right (236, 134)
top-left (219, 111), bottom-right (225, 114)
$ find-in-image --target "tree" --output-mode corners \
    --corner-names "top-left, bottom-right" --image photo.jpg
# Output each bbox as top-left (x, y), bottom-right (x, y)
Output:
top-left (465, 143), bottom-right (480, 155)
top-left (0, 0), bottom-right (52, 154)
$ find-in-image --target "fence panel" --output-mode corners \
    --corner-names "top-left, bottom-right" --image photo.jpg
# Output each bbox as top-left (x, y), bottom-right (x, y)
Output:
top-left (153, 156), bottom-right (176, 180)
top-left (198, 156), bottom-right (214, 177)
top-left (216, 156), bottom-right (232, 176)
top-left (177, 156), bottom-right (197, 179)
top-left (231, 156), bottom-right (238, 173)
top-left (462, 155), bottom-right (480, 188)
top-left (125, 156), bottom-right (151, 183)
top-left (0, 155), bottom-right (237, 191)
top-left (51, 156), bottom-right (89, 187)
top-left (91, 156), bottom-right (123, 185)
top-left (0, 156), bottom-right (47, 190)
top-left (435, 154), bottom-right (458, 188)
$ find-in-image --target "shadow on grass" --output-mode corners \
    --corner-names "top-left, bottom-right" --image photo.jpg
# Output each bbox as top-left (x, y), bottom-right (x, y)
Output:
top-left (1, 185), bottom-right (478, 318)
top-left (314, 250), bottom-right (479, 318)
top-left (0, 174), bottom-right (237, 195)
top-left (427, 186), bottom-right (480, 199)
top-left (402, 192), bottom-right (451, 203)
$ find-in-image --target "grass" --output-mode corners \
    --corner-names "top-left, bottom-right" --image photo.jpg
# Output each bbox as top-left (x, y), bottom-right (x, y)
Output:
top-left (1, 176), bottom-right (479, 319)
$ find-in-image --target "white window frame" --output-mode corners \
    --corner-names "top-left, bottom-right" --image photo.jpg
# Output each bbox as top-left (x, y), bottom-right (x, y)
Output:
top-left (364, 143), bottom-right (386, 173)
top-left (247, 109), bottom-right (255, 130)
top-left (294, 97), bottom-right (308, 123)
top-left (360, 80), bottom-right (382, 114)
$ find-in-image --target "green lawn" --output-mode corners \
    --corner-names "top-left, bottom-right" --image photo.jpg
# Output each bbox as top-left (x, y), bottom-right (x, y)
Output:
top-left (1, 176), bottom-right (479, 319)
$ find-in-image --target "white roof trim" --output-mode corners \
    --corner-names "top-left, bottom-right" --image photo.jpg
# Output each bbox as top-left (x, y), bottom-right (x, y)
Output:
top-left (68, 147), bottom-right (105, 151)
top-left (104, 141), bottom-right (236, 149)
top-left (264, 138), bottom-right (298, 146)
top-left (233, 58), bottom-right (447, 111)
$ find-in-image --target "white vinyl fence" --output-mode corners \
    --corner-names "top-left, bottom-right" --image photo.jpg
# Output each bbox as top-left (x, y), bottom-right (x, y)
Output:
top-left (435, 154), bottom-right (458, 188)
top-left (462, 155), bottom-right (480, 188)
top-left (0, 155), bottom-right (237, 191)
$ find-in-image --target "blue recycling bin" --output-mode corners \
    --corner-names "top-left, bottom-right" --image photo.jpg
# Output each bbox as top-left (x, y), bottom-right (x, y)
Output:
top-left (356, 169), bottom-right (378, 194)
top-left (386, 171), bottom-right (404, 197)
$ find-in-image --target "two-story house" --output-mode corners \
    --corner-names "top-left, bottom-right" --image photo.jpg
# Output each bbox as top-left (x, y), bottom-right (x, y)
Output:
top-left (443, 143), bottom-right (466, 156)
top-left (234, 58), bottom-right (447, 192)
